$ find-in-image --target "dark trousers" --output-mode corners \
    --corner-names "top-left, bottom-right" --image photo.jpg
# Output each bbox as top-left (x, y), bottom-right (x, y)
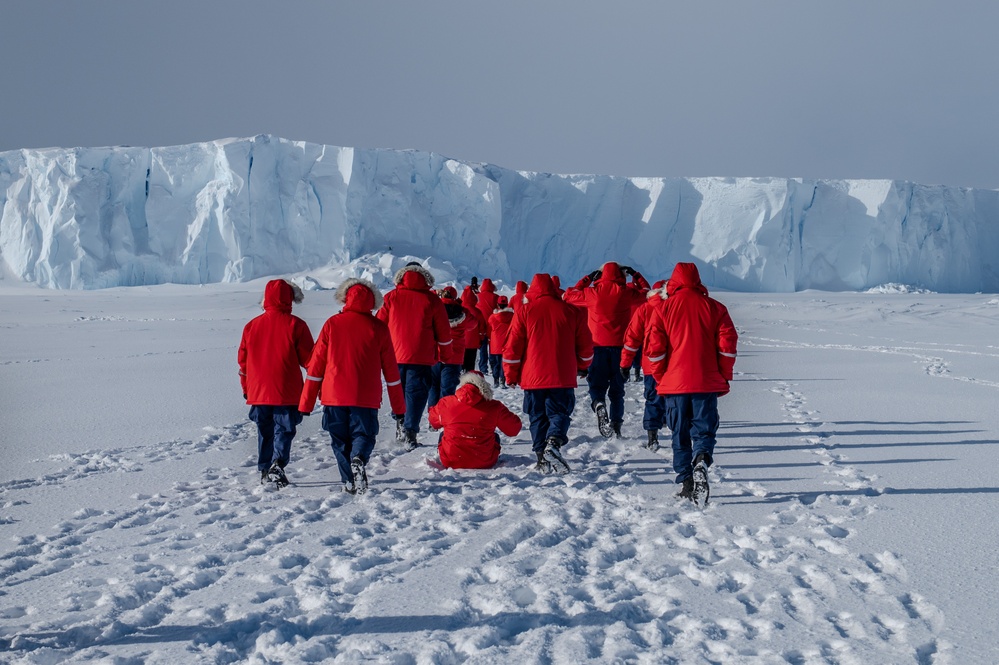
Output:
top-left (322, 406), bottom-right (378, 484)
top-left (429, 362), bottom-right (462, 408)
top-left (478, 341), bottom-right (490, 374)
top-left (642, 375), bottom-right (668, 431)
top-left (664, 393), bottom-right (720, 483)
top-left (488, 353), bottom-right (505, 383)
top-left (462, 347), bottom-right (478, 372)
top-left (523, 388), bottom-right (576, 453)
top-left (398, 364), bottom-right (433, 432)
top-left (587, 346), bottom-right (626, 423)
top-left (248, 405), bottom-right (302, 471)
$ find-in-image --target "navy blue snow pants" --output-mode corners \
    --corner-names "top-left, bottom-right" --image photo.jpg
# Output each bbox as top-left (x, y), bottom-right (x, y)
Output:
top-left (398, 364), bottom-right (433, 432)
top-left (642, 375), bottom-right (668, 431)
top-left (478, 341), bottom-right (490, 374)
top-left (429, 362), bottom-right (462, 408)
top-left (248, 405), bottom-right (303, 472)
top-left (664, 393), bottom-right (720, 483)
top-left (523, 388), bottom-right (576, 454)
top-left (587, 346), bottom-right (626, 423)
top-left (488, 354), bottom-right (505, 383)
top-left (322, 406), bottom-right (379, 485)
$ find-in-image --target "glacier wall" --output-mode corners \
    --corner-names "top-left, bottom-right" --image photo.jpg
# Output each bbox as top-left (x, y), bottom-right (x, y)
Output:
top-left (1, 135), bottom-right (997, 292)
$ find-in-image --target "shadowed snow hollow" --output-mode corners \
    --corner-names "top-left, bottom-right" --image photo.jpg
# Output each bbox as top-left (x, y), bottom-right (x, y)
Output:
top-left (1, 135), bottom-right (997, 291)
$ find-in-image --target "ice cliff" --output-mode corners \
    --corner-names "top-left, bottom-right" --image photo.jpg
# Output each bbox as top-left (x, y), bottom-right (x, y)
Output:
top-left (2, 135), bottom-right (997, 292)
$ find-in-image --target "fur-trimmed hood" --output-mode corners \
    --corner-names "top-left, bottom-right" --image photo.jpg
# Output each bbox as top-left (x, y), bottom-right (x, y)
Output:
top-left (393, 264), bottom-right (435, 289)
top-left (261, 279), bottom-right (304, 312)
top-left (646, 279), bottom-right (668, 300)
top-left (457, 370), bottom-right (493, 401)
top-left (336, 278), bottom-right (384, 312)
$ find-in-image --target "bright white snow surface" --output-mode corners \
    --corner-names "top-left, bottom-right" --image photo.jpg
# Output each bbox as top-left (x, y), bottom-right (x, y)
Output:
top-left (3, 274), bottom-right (998, 664)
top-left (3, 135), bottom-right (999, 293)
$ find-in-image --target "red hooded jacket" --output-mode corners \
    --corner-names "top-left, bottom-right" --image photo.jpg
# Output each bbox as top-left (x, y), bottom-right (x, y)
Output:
top-left (511, 280), bottom-right (529, 316)
top-left (376, 265), bottom-right (452, 366)
top-left (563, 262), bottom-right (651, 347)
top-left (438, 289), bottom-right (472, 364)
top-left (646, 263), bottom-right (738, 396)
top-left (238, 280), bottom-right (314, 406)
top-left (461, 286), bottom-right (488, 349)
top-left (620, 280), bottom-right (668, 375)
top-left (487, 299), bottom-right (514, 351)
top-left (429, 372), bottom-right (523, 469)
top-left (503, 274), bottom-right (594, 390)
top-left (476, 279), bottom-right (499, 324)
top-left (300, 279), bottom-right (406, 414)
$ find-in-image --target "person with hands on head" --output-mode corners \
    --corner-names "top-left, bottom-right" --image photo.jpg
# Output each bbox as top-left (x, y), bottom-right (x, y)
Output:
top-left (504, 273), bottom-right (594, 475)
top-left (563, 261), bottom-right (650, 439)
top-left (300, 279), bottom-right (406, 495)
top-left (238, 279), bottom-right (314, 488)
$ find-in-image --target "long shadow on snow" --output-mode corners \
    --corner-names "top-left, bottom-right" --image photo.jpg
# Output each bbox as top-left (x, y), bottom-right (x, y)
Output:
top-left (717, 485), bottom-right (999, 506)
top-left (724, 438), bottom-right (999, 455)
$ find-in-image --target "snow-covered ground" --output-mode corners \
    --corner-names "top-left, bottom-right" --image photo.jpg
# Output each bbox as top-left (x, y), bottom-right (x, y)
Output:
top-left (2, 280), bottom-right (998, 664)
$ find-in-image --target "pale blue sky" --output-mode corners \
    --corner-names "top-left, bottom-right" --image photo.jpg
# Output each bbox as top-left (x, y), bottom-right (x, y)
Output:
top-left (2, 0), bottom-right (997, 188)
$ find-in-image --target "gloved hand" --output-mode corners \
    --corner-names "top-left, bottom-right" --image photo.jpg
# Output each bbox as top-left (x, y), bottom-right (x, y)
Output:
top-left (243, 393), bottom-right (248, 400)
top-left (577, 368), bottom-right (589, 379)
top-left (392, 413), bottom-right (405, 422)
top-left (587, 269), bottom-right (602, 282)
top-left (621, 265), bottom-right (635, 276)
top-left (620, 366), bottom-right (632, 380)
top-left (298, 410), bottom-right (312, 418)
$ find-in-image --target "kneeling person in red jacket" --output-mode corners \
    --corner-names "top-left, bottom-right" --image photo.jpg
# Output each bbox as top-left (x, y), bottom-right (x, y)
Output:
top-left (429, 371), bottom-right (522, 469)
top-left (300, 279), bottom-right (406, 494)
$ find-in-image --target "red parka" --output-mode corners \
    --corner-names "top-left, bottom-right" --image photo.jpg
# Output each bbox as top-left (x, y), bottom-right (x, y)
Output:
top-left (563, 262), bottom-right (651, 347)
top-left (429, 372), bottom-right (523, 469)
top-left (511, 280), bottom-right (529, 316)
top-left (238, 280), bottom-right (314, 405)
top-left (476, 279), bottom-right (499, 324)
top-left (487, 302), bottom-right (515, 352)
top-left (300, 279), bottom-right (406, 414)
top-left (620, 280), bottom-right (668, 376)
top-left (646, 263), bottom-right (738, 396)
top-left (461, 286), bottom-right (488, 349)
top-left (503, 274), bottom-right (594, 389)
top-left (438, 291), bottom-right (472, 364)
top-left (376, 265), bottom-right (452, 366)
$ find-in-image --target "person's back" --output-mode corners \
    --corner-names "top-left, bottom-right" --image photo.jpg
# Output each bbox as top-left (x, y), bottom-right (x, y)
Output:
top-left (563, 262), bottom-right (650, 347)
top-left (238, 279), bottom-right (314, 486)
top-left (429, 372), bottom-right (522, 469)
top-left (646, 262), bottom-right (737, 507)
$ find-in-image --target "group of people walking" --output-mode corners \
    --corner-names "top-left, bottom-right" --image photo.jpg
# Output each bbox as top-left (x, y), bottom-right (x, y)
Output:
top-left (237, 260), bottom-right (737, 505)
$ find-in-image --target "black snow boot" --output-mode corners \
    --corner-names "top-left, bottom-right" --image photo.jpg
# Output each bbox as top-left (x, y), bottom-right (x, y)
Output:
top-left (404, 428), bottom-right (420, 452)
top-left (542, 436), bottom-right (570, 475)
top-left (350, 456), bottom-right (368, 495)
top-left (593, 402), bottom-right (613, 438)
top-left (646, 429), bottom-right (660, 452)
top-left (395, 417), bottom-right (407, 444)
top-left (611, 421), bottom-right (623, 438)
top-left (535, 450), bottom-right (552, 474)
top-left (692, 453), bottom-right (711, 508)
top-left (267, 463), bottom-right (289, 488)
top-left (676, 477), bottom-right (694, 501)
top-left (633, 368), bottom-right (642, 382)
top-left (260, 470), bottom-right (270, 485)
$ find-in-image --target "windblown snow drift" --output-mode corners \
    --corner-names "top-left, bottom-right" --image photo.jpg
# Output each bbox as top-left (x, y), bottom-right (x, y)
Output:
top-left (1, 135), bottom-right (997, 292)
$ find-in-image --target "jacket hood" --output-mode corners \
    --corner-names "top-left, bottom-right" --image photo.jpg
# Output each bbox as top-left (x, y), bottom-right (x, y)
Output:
top-left (527, 273), bottom-right (559, 299)
top-left (336, 278), bottom-right (383, 312)
top-left (439, 285), bottom-right (458, 299)
top-left (394, 264), bottom-right (435, 289)
top-left (442, 299), bottom-right (466, 326)
top-left (515, 281), bottom-right (528, 294)
top-left (262, 279), bottom-right (302, 312)
top-left (601, 262), bottom-right (626, 284)
top-left (647, 279), bottom-right (668, 300)
top-left (495, 295), bottom-right (510, 309)
top-left (666, 263), bottom-right (708, 297)
top-left (480, 278), bottom-right (496, 293)
top-left (457, 370), bottom-right (493, 402)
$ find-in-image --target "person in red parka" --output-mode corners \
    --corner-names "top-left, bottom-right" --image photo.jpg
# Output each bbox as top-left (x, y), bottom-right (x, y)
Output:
top-left (460, 285), bottom-right (488, 372)
top-left (487, 295), bottom-right (514, 388)
top-left (511, 280), bottom-right (529, 316)
top-left (563, 261), bottom-right (650, 438)
top-left (645, 262), bottom-right (738, 506)
top-left (504, 273), bottom-right (593, 474)
top-left (430, 286), bottom-right (472, 409)
top-left (620, 280), bottom-right (669, 452)
top-left (475, 278), bottom-right (499, 374)
top-left (376, 262), bottom-right (452, 450)
top-left (300, 279), bottom-right (406, 495)
top-left (238, 279), bottom-right (315, 487)
top-left (429, 371), bottom-right (523, 469)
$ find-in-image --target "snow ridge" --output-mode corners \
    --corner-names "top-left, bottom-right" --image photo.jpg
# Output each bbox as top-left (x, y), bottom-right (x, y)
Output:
top-left (2, 135), bottom-right (998, 292)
